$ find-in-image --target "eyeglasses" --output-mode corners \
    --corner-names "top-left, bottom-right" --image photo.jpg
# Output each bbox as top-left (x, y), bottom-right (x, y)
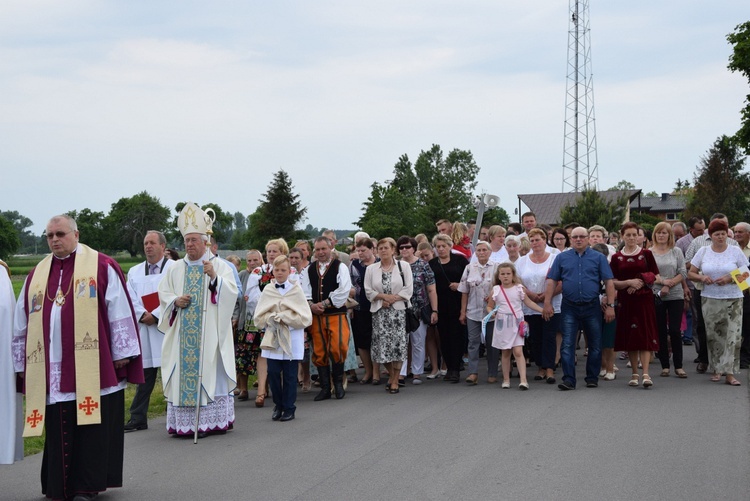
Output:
top-left (46, 230), bottom-right (73, 240)
top-left (570, 235), bottom-right (588, 239)
top-left (399, 245), bottom-right (412, 250)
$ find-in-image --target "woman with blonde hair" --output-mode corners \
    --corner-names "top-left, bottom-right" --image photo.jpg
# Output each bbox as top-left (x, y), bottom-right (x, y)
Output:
top-left (650, 221), bottom-right (688, 378)
top-left (451, 222), bottom-right (472, 259)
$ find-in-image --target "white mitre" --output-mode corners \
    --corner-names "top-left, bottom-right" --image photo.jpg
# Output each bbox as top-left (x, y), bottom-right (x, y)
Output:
top-left (177, 202), bottom-right (215, 237)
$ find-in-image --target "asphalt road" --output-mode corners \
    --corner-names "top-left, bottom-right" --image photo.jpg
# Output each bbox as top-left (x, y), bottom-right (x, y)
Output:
top-left (3, 354), bottom-right (749, 501)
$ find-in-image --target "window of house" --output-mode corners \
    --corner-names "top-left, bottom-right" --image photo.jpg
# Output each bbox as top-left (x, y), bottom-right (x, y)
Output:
top-left (666, 213), bottom-right (677, 220)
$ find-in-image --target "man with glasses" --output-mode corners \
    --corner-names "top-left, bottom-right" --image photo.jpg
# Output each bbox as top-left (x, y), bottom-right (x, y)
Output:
top-left (543, 227), bottom-right (615, 390)
top-left (13, 214), bottom-right (143, 500)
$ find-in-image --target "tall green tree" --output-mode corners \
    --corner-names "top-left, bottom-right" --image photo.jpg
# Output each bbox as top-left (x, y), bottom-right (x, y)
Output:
top-left (0, 214), bottom-right (21, 259)
top-left (67, 209), bottom-right (106, 250)
top-left (607, 180), bottom-right (636, 191)
top-left (105, 191), bottom-right (171, 256)
top-left (245, 169), bottom-right (308, 249)
top-left (728, 21), bottom-right (750, 155)
top-left (684, 135), bottom-right (750, 223)
top-left (1, 210), bottom-right (38, 253)
top-left (559, 188), bottom-right (627, 230)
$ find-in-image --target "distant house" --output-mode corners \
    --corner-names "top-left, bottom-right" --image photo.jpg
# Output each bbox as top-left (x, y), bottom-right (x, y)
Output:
top-left (633, 193), bottom-right (687, 222)
top-left (517, 190), bottom-right (641, 227)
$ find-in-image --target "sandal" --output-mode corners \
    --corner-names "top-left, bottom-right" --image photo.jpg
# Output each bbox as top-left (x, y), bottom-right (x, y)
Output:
top-left (642, 374), bottom-right (653, 388)
top-left (359, 377), bottom-right (373, 385)
top-left (660, 368), bottom-right (670, 377)
top-left (254, 393), bottom-right (266, 408)
top-left (237, 390), bottom-right (249, 401)
top-left (628, 374), bottom-right (640, 387)
top-left (710, 373), bottom-right (722, 382)
top-left (675, 369), bottom-right (688, 378)
top-left (465, 374), bottom-right (478, 385)
top-left (372, 379), bottom-right (381, 386)
top-left (726, 378), bottom-right (742, 386)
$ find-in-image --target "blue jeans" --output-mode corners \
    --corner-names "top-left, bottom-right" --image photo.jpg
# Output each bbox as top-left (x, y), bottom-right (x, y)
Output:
top-left (560, 300), bottom-right (602, 387)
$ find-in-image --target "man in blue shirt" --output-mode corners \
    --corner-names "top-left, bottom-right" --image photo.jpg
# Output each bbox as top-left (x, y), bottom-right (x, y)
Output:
top-left (543, 226), bottom-right (615, 390)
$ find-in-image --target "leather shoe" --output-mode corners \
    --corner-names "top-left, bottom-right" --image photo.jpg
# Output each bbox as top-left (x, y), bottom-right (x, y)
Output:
top-left (272, 406), bottom-right (282, 421)
top-left (73, 494), bottom-right (98, 501)
top-left (280, 412), bottom-right (295, 422)
top-left (124, 421), bottom-right (147, 432)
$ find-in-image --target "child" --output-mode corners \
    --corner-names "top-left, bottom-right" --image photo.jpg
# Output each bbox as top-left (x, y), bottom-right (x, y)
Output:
top-left (486, 263), bottom-right (543, 390)
top-left (254, 256), bottom-right (312, 422)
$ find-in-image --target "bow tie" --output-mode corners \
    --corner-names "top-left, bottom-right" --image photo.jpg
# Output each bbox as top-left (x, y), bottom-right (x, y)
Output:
top-left (275, 283), bottom-right (285, 289)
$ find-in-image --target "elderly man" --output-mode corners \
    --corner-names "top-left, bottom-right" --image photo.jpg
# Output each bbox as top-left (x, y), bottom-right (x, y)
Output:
top-left (322, 229), bottom-right (351, 265)
top-left (544, 226), bottom-right (615, 390)
top-left (734, 222), bottom-right (750, 369)
top-left (159, 203), bottom-right (238, 438)
top-left (124, 230), bottom-right (174, 432)
top-left (672, 221), bottom-right (687, 242)
top-left (303, 236), bottom-right (352, 400)
top-left (13, 215), bottom-right (143, 500)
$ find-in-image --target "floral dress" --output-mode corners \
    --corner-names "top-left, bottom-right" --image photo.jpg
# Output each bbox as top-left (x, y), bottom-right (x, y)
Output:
top-left (371, 271), bottom-right (407, 363)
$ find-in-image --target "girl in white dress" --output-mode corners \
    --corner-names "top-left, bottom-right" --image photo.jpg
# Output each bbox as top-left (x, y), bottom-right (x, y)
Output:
top-left (486, 263), bottom-right (543, 390)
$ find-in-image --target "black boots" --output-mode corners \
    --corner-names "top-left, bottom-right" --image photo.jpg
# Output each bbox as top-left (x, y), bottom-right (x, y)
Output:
top-left (314, 365), bottom-right (331, 401)
top-left (332, 363), bottom-right (346, 400)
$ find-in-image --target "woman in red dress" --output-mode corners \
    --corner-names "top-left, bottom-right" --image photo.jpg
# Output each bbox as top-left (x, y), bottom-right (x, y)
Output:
top-left (610, 222), bottom-right (660, 389)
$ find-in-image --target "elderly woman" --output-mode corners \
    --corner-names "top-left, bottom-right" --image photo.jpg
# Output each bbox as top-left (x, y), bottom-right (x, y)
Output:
top-left (459, 241), bottom-right (498, 384)
top-left (650, 222), bottom-right (689, 378)
top-left (429, 234), bottom-right (468, 382)
top-left (397, 236), bottom-right (438, 385)
top-left (365, 238), bottom-right (414, 394)
top-left (480, 225), bottom-right (509, 264)
top-left (234, 250), bottom-right (264, 400)
top-left (247, 238), bottom-right (300, 406)
top-left (611, 222), bottom-right (660, 388)
top-left (551, 228), bottom-right (570, 253)
top-left (350, 238), bottom-right (379, 384)
top-left (504, 235), bottom-right (522, 263)
top-left (687, 219), bottom-right (747, 386)
top-left (516, 228), bottom-right (561, 383)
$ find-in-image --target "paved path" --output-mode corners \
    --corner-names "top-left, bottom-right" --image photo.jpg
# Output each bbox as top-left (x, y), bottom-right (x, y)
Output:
top-left (3, 356), bottom-right (749, 500)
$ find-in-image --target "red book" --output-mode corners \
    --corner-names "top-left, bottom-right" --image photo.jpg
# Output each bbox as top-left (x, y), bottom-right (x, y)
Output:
top-left (141, 292), bottom-right (160, 312)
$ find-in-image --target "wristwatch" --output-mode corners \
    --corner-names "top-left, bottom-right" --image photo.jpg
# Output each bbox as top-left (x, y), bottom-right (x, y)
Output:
top-left (606, 303), bottom-right (615, 308)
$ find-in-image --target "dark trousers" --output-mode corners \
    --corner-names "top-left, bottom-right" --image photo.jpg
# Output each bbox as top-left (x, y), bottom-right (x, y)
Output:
top-left (128, 367), bottom-right (158, 425)
top-left (437, 315), bottom-right (464, 372)
top-left (656, 299), bottom-right (685, 369)
top-left (527, 314), bottom-right (560, 370)
top-left (741, 294), bottom-right (750, 367)
top-left (693, 289), bottom-right (708, 364)
top-left (267, 359), bottom-right (299, 414)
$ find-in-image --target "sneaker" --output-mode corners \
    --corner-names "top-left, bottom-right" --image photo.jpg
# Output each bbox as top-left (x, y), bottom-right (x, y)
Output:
top-left (603, 372), bottom-right (615, 381)
top-left (412, 377), bottom-right (423, 385)
top-left (598, 369), bottom-right (606, 377)
top-left (585, 381), bottom-right (598, 388)
top-left (558, 381), bottom-right (575, 391)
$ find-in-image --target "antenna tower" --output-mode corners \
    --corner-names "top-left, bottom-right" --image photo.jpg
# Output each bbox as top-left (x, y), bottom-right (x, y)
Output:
top-left (562, 0), bottom-right (598, 192)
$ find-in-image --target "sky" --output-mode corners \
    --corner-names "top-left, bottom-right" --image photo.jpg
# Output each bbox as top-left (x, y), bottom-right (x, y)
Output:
top-left (1, 1), bottom-right (747, 237)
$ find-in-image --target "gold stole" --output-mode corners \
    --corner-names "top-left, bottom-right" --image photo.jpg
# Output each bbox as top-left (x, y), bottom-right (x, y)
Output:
top-left (23, 245), bottom-right (101, 437)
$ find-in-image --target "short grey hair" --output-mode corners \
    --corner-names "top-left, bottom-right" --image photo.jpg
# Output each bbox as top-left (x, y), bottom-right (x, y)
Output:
top-left (48, 214), bottom-right (77, 232)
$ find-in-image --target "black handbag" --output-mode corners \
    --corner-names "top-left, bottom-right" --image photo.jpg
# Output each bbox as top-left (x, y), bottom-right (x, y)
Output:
top-left (397, 261), bottom-right (421, 332)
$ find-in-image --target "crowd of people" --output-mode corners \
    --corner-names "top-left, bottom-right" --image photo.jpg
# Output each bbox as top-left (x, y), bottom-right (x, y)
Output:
top-left (2, 207), bottom-right (750, 500)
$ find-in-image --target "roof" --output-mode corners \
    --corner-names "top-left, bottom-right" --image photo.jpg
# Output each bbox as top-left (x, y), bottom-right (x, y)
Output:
top-left (517, 190), bottom-right (641, 225)
top-left (635, 194), bottom-right (687, 212)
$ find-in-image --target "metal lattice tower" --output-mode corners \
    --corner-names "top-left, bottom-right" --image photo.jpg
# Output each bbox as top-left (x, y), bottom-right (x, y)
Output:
top-left (562, 0), bottom-right (598, 192)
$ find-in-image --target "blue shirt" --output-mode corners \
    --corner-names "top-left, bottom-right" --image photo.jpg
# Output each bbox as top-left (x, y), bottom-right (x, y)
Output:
top-left (546, 247), bottom-right (613, 303)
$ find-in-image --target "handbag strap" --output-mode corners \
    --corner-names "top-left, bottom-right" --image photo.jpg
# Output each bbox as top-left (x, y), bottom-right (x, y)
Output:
top-left (395, 261), bottom-right (411, 308)
top-left (499, 285), bottom-right (519, 318)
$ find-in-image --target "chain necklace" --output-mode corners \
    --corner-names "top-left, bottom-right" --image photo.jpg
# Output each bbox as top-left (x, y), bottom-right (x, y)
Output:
top-left (46, 266), bottom-right (74, 306)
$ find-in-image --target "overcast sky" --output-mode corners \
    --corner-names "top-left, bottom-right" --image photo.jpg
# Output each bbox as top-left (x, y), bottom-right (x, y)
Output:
top-left (1, 1), bottom-right (747, 236)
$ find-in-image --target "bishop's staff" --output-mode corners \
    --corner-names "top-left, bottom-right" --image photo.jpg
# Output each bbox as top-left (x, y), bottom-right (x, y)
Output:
top-left (194, 207), bottom-right (216, 444)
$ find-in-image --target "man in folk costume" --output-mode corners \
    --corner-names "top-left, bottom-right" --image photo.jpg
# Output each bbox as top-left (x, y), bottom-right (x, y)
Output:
top-left (12, 215), bottom-right (143, 501)
top-left (303, 236), bottom-right (352, 401)
top-left (158, 202), bottom-right (238, 438)
top-left (124, 230), bottom-right (174, 432)
top-left (1, 259), bottom-right (23, 465)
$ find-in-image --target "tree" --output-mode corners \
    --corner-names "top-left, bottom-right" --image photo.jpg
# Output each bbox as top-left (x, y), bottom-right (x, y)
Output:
top-left (607, 180), bottom-right (636, 191)
top-left (245, 169), bottom-right (308, 249)
top-left (684, 135), bottom-right (750, 223)
top-left (1, 210), bottom-right (38, 253)
top-left (0, 214), bottom-right (21, 259)
top-left (67, 209), bottom-right (106, 250)
top-left (357, 145), bottom-right (482, 237)
top-left (727, 21), bottom-right (750, 155)
top-left (559, 188), bottom-right (627, 229)
top-left (105, 191), bottom-right (171, 256)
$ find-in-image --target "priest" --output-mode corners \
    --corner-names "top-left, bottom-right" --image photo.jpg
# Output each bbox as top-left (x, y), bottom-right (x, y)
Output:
top-left (1, 259), bottom-right (22, 465)
top-left (13, 215), bottom-right (143, 501)
top-left (159, 202), bottom-right (237, 438)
